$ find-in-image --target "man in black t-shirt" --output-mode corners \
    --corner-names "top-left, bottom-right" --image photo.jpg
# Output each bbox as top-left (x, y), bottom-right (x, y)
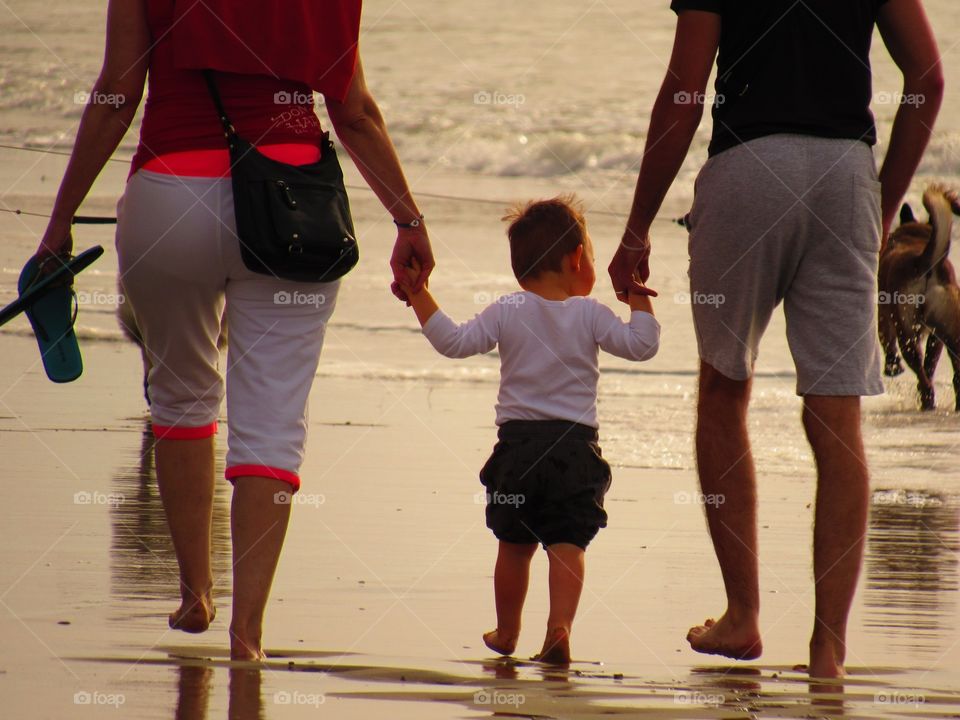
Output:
top-left (609, 0), bottom-right (942, 678)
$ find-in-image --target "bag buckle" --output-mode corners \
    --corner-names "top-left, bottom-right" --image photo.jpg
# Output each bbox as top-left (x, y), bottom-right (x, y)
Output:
top-left (276, 180), bottom-right (298, 210)
top-left (289, 234), bottom-right (304, 255)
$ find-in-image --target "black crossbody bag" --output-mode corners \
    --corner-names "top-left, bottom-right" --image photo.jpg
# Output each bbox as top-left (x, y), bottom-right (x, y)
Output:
top-left (203, 71), bottom-right (359, 283)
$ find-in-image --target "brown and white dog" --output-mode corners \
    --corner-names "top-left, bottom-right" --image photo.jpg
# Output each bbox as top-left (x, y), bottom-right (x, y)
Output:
top-left (879, 185), bottom-right (960, 410)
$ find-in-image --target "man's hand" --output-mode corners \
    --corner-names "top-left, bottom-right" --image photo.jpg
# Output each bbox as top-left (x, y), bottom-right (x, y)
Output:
top-left (608, 233), bottom-right (657, 304)
top-left (389, 226), bottom-right (434, 302)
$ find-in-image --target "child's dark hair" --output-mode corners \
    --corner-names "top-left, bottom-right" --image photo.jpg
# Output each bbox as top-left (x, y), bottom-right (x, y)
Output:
top-left (503, 195), bottom-right (587, 282)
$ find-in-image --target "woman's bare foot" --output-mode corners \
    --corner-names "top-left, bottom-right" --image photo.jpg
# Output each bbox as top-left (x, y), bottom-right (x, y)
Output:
top-left (533, 627), bottom-right (570, 665)
top-left (483, 629), bottom-right (518, 656)
top-left (686, 613), bottom-right (762, 660)
top-left (808, 633), bottom-right (845, 678)
top-left (230, 627), bottom-right (266, 662)
top-left (169, 586), bottom-right (215, 633)
top-left (230, 646), bottom-right (266, 662)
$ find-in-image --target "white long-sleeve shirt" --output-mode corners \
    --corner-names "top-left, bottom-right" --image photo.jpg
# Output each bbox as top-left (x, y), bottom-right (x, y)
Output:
top-left (422, 291), bottom-right (660, 428)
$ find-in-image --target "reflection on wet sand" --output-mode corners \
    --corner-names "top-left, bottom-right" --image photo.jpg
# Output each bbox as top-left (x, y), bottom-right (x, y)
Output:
top-left (109, 420), bottom-right (232, 603)
top-left (806, 680), bottom-right (846, 718)
top-left (80, 649), bottom-right (959, 720)
top-left (228, 668), bottom-right (265, 720)
top-left (864, 489), bottom-right (959, 656)
top-left (689, 665), bottom-right (762, 714)
top-left (175, 665), bottom-right (213, 720)
top-left (174, 664), bottom-right (264, 720)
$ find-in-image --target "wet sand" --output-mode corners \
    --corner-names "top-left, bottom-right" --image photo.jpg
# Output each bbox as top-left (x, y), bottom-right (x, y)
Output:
top-left (2, 157), bottom-right (960, 717)
top-left (2, 339), bottom-right (960, 717)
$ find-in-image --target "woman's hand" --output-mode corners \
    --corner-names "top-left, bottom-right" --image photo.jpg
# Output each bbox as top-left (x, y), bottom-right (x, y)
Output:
top-left (36, 218), bottom-right (74, 263)
top-left (390, 226), bottom-right (435, 302)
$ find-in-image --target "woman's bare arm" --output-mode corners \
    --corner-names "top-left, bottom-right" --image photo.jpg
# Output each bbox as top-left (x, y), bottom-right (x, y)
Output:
top-left (37, 0), bottom-right (150, 259)
top-left (325, 59), bottom-right (434, 300)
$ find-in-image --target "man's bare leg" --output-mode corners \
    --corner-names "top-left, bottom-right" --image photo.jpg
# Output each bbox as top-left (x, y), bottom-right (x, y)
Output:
top-left (483, 541), bottom-right (538, 656)
top-left (686, 361), bottom-right (763, 660)
top-left (803, 395), bottom-right (869, 679)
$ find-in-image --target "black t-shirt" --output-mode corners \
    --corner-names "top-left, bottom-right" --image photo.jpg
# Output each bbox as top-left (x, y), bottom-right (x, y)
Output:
top-left (671, 0), bottom-right (889, 156)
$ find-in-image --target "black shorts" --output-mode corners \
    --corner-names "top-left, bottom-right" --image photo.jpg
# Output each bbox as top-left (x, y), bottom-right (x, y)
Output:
top-left (478, 420), bottom-right (612, 550)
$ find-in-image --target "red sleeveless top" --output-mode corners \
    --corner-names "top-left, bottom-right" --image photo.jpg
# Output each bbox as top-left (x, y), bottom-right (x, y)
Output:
top-left (131, 0), bottom-right (359, 174)
top-left (170, 0), bottom-right (361, 101)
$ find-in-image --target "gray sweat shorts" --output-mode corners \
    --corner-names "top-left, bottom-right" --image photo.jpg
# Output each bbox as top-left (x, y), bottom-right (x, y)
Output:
top-left (688, 133), bottom-right (884, 396)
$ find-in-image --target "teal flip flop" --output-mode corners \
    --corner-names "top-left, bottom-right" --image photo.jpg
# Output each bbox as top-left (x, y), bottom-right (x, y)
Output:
top-left (2, 246), bottom-right (105, 383)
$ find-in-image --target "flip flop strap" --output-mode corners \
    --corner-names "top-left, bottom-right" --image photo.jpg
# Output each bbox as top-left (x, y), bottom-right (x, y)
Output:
top-left (70, 289), bottom-right (79, 327)
top-left (23, 253), bottom-right (76, 294)
top-left (31, 288), bottom-right (78, 343)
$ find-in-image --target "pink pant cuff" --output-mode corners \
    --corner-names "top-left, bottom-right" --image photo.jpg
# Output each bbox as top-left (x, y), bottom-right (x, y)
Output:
top-left (225, 465), bottom-right (301, 492)
top-left (152, 421), bottom-right (218, 440)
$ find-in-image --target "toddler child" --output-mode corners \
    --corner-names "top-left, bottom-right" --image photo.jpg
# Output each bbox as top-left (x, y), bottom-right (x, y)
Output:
top-left (400, 196), bottom-right (659, 663)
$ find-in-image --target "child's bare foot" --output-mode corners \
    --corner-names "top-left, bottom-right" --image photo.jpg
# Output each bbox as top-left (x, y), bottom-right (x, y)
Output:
top-left (483, 629), bottom-right (519, 656)
top-left (808, 632), bottom-right (846, 678)
top-left (686, 613), bottom-right (762, 660)
top-left (169, 586), bottom-right (215, 633)
top-left (533, 626), bottom-right (570, 665)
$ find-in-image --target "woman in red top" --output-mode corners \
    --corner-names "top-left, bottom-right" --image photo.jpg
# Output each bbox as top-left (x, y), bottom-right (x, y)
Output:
top-left (37, 0), bottom-right (434, 660)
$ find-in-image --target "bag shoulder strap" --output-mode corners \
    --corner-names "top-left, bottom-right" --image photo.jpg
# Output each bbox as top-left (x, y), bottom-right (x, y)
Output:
top-left (201, 70), bottom-right (238, 140)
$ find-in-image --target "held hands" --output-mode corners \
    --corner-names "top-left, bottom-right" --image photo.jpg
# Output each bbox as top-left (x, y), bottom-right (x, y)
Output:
top-left (397, 256), bottom-right (440, 328)
top-left (390, 225), bottom-right (434, 303)
top-left (398, 257), bottom-right (424, 296)
top-left (608, 231), bottom-right (656, 305)
top-left (626, 284), bottom-right (655, 315)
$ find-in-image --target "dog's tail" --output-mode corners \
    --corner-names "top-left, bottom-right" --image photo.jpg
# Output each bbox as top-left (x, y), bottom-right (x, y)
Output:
top-left (920, 185), bottom-right (959, 276)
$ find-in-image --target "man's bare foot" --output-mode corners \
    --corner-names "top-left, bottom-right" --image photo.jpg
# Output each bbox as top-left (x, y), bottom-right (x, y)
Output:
top-left (808, 634), bottom-right (845, 678)
top-left (532, 627), bottom-right (570, 665)
top-left (169, 587), bottom-right (215, 633)
top-left (686, 613), bottom-right (762, 660)
top-left (483, 629), bottom-right (518, 656)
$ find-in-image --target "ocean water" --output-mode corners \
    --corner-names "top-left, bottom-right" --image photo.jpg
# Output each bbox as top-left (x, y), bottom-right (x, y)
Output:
top-left (1, 0), bottom-right (959, 193)
top-left (1, 0), bottom-right (960, 692)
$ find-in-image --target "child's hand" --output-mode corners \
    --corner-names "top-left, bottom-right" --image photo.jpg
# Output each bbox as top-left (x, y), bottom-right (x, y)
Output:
top-left (399, 258), bottom-right (424, 295)
top-left (627, 288), bottom-right (654, 315)
top-left (399, 257), bottom-right (440, 326)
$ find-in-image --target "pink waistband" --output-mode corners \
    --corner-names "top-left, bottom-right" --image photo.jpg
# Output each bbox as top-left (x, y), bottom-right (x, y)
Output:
top-left (141, 143), bottom-right (322, 177)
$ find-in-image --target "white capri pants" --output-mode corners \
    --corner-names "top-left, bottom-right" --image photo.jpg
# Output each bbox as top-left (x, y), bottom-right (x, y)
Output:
top-left (116, 169), bottom-right (340, 491)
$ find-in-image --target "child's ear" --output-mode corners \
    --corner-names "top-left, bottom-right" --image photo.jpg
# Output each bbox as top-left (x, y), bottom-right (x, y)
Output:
top-left (568, 244), bottom-right (584, 272)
